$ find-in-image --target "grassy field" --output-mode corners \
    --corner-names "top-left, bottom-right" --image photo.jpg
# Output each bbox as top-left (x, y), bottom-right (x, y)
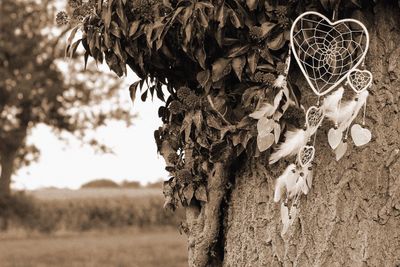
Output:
top-left (29, 188), bottom-right (162, 200)
top-left (0, 228), bottom-right (187, 267)
top-left (0, 188), bottom-right (187, 266)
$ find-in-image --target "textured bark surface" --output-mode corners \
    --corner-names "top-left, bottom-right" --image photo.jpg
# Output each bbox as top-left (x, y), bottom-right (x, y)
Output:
top-left (222, 4), bottom-right (400, 267)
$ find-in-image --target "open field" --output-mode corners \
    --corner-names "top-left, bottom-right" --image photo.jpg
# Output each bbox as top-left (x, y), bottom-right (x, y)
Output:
top-left (0, 228), bottom-right (187, 267)
top-left (0, 188), bottom-right (187, 266)
top-left (29, 188), bottom-right (162, 200)
top-left (2, 188), bottom-right (184, 233)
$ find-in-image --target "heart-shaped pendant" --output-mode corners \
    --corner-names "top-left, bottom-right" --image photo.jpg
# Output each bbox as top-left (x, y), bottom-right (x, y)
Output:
top-left (328, 128), bottom-right (343, 149)
top-left (351, 124), bottom-right (372, 146)
top-left (306, 106), bottom-right (325, 130)
top-left (298, 145), bottom-right (315, 167)
top-left (347, 69), bottom-right (373, 93)
top-left (291, 11), bottom-right (369, 96)
top-left (334, 140), bottom-right (348, 161)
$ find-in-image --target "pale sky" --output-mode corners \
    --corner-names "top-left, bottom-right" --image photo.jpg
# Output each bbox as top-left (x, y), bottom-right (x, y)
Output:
top-left (13, 67), bottom-right (169, 190)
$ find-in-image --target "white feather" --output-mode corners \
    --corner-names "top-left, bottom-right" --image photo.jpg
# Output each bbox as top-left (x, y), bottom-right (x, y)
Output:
top-left (338, 90), bottom-right (369, 132)
top-left (269, 129), bottom-right (308, 164)
top-left (325, 90), bottom-right (369, 130)
top-left (305, 167), bottom-right (313, 191)
top-left (274, 164), bottom-right (296, 202)
top-left (280, 202), bottom-right (290, 235)
top-left (322, 87), bottom-right (344, 115)
top-left (290, 176), bottom-right (306, 198)
top-left (288, 165), bottom-right (314, 198)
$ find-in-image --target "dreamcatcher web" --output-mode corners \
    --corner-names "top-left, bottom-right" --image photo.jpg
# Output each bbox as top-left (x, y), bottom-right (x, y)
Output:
top-left (290, 12), bottom-right (369, 96)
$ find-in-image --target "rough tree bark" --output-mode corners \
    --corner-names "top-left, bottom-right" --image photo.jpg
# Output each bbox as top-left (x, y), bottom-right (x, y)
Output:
top-left (186, 3), bottom-right (400, 266)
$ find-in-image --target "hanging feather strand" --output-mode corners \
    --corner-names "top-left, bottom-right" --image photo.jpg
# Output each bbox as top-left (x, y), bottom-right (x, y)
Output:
top-left (325, 90), bottom-right (369, 131)
top-left (274, 164), bottom-right (297, 202)
top-left (322, 87), bottom-right (344, 115)
top-left (269, 129), bottom-right (308, 164)
top-left (338, 90), bottom-right (369, 132)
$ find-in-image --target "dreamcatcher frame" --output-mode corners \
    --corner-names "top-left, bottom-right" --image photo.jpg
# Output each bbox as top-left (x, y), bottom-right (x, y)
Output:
top-left (290, 11), bottom-right (370, 96)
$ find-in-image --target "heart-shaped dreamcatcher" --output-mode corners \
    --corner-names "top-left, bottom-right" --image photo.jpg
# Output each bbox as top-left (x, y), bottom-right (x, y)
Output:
top-left (347, 69), bottom-right (373, 93)
top-left (273, 11), bottom-right (373, 235)
top-left (290, 11), bottom-right (369, 96)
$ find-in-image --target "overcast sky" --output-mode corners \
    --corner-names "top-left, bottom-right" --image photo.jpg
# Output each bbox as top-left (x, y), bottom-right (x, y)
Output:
top-left (13, 67), bottom-right (168, 190)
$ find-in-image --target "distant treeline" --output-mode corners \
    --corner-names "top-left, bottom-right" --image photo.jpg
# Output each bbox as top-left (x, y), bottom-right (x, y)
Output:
top-left (81, 179), bottom-right (163, 189)
top-left (0, 191), bottom-right (184, 233)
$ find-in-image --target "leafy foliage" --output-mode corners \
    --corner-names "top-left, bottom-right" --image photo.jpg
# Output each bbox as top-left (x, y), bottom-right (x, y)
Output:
top-left (58, 0), bottom-right (368, 209)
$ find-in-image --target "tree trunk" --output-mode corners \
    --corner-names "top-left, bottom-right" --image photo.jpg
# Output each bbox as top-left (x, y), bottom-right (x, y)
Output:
top-left (0, 151), bottom-right (16, 198)
top-left (186, 3), bottom-right (400, 266)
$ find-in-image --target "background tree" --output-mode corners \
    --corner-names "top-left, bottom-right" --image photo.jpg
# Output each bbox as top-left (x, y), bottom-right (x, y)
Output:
top-left (59, 0), bottom-right (400, 266)
top-left (0, 0), bottom-right (134, 198)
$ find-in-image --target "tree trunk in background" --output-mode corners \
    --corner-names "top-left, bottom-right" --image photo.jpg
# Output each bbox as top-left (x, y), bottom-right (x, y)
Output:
top-left (0, 151), bottom-right (16, 198)
top-left (185, 3), bottom-right (400, 266)
top-left (222, 4), bottom-right (400, 267)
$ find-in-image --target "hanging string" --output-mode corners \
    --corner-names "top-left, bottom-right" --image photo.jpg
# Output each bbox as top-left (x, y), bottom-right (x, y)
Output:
top-left (312, 128), bottom-right (318, 147)
top-left (362, 99), bottom-right (367, 126)
top-left (316, 95), bottom-right (321, 107)
top-left (335, 97), bottom-right (342, 128)
top-left (344, 124), bottom-right (351, 140)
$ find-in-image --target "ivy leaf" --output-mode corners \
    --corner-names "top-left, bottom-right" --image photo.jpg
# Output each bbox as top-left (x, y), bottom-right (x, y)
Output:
top-left (183, 184), bottom-right (194, 205)
top-left (259, 47), bottom-right (274, 64)
top-left (116, 0), bottom-right (127, 34)
top-left (181, 5), bottom-right (193, 27)
top-left (197, 8), bottom-right (209, 28)
top-left (274, 122), bottom-right (281, 143)
top-left (129, 21), bottom-right (140, 37)
top-left (104, 0), bottom-right (113, 29)
top-left (249, 103), bottom-right (275, 119)
top-left (268, 32), bottom-right (285, 50)
top-left (227, 44), bottom-right (250, 58)
top-left (183, 23), bottom-right (193, 49)
top-left (196, 70), bottom-right (210, 88)
top-left (247, 50), bottom-right (259, 74)
top-left (67, 26), bottom-right (79, 47)
top-left (229, 9), bottom-right (243, 28)
top-left (193, 110), bottom-right (203, 131)
top-left (246, 0), bottom-right (258, 11)
top-left (232, 130), bottom-right (252, 148)
top-left (217, 5), bottom-right (227, 28)
top-left (195, 185), bottom-right (208, 202)
top-left (110, 21), bottom-right (122, 38)
top-left (141, 89), bottom-right (148, 101)
top-left (195, 44), bottom-right (206, 69)
top-left (257, 133), bottom-right (274, 152)
top-left (257, 117), bottom-right (274, 137)
top-left (212, 58), bottom-right (232, 82)
top-left (232, 56), bottom-right (246, 81)
top-left (104, 31), bottom-right (112, 49)
top-left (68, 39), bottom-right (81, 58)
top-left (273, 90), bottom-right (283, 110)
top-left (129, 81), bottom-right (141, 105)
top-left (181, 112), bottom-right (194, 142)
top-left (260, 22), bottom-right (276, 38)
